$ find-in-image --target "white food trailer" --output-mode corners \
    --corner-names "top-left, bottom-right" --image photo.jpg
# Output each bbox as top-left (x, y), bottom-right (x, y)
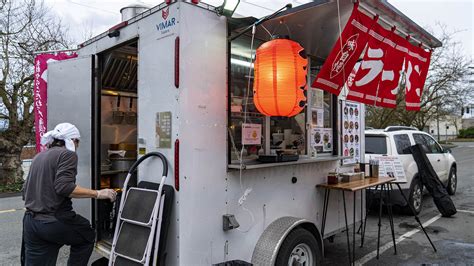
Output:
top-left (45, 0), bottom-right (440, 264)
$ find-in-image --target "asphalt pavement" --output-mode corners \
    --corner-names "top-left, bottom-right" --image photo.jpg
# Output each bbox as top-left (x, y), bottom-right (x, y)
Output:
top-left (0, 196), bottom-right (101, 265)
top-left (0, 142), bottom-right (472, 265)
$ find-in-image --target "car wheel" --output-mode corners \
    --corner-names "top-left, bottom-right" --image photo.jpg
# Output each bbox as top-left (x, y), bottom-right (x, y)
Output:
top-left (446, 167), bottom-right (457, 195)
top-left (275, 228), bottom-right (322, 266)
top-left (405, 178), bottom-right (423, 215)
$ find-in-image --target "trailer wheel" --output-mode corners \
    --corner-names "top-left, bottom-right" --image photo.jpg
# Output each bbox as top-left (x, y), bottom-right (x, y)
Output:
top-left (275, 228), bottom-right (322, 266)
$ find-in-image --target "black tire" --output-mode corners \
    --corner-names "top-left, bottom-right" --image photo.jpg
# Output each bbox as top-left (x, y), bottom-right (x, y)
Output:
top-left (275, 228), bottom-right (322, 266)
top-left (404, 177), bottom-right (423, 215)
top-left (446, 167), bottom-right (457, 195)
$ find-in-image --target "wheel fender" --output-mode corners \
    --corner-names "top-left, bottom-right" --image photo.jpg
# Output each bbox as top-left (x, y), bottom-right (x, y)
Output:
top-left (406, 162), bottom-right (419, 182)
top-left (251, 216), bottom-right (323, 265)
top-left (450, 162), bottom-right (457, 173)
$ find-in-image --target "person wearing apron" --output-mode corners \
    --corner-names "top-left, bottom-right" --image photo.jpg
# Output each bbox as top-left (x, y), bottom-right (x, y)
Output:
top-left (22, 123), bottom-right (116, 266)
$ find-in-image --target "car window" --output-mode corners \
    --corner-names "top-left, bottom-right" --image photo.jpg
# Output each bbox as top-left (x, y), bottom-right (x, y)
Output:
top-left (413, 133), bottom-right (425, 145)
top-left (365, 135), bottom-right (387, 154)
top-left (423, 134), bottom-right (443, 153)
top-left (413, 133), bottom-right (443, 153)
top-left (393, 134), bottom-right (412, 154)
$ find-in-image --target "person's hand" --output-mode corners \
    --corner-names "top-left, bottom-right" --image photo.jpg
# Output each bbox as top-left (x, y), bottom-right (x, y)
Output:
top-left (96, 189), bottom-right (117, 202)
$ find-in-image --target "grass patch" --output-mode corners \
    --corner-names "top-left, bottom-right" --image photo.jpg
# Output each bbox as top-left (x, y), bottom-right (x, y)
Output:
top-left (0, 181), bottom-right (24, 193)
top-left (438, 140), bottom-right (453, 145)
top-left (451, 138), bottom-right (474, 142)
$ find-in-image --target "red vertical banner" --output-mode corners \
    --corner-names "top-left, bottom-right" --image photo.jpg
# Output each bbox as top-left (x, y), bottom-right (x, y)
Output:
top-left (346, 21), bottom-right (390, 105)
top-left (375, 30), bottom-right (410, 108)
top-left (404, 45), bottom-right (431, 111)
top-left (33, 52), bottom-right (77, 152)
top-left (311, 4), bottom-right (374, 96)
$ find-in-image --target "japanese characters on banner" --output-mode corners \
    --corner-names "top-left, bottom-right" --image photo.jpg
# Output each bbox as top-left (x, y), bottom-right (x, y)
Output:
top-left (347, 22), bottom-right (391, 105)
top-left (376, 31), bottom-right (409, 108)
top-left (34, 52), bottom-right (77, 152)
top-left (404, 46), bottom-right (431, 111)
top-left (342, 101), bottom-right (362, 165)
top-left (311, 4), bottom-right (375, 96)
top-left (313, 3), bottom-right (432, 111)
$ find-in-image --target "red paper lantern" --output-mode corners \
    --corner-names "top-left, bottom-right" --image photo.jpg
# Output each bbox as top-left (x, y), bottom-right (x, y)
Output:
top-left (253, 38), bottom-right (308, 117)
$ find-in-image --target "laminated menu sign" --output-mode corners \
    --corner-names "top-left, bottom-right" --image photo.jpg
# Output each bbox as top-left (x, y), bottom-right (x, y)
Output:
top-left (342, 101), bottom-right (361, 165)
top-left (242, 123), bottom-right (262, 145)
top-left (311, 128), bottom-right (332, 152)
top-left (311, 108), bottom-right (324, 127)
top-left (374, 156), bottom-right (407, 183)
top-left (311, 89), bottom-right (324, 109)
top-left (156, 111), bottom-right (172, 148)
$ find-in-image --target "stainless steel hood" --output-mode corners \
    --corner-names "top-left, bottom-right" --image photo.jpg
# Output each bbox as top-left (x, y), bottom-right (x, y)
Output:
top-left (102, 45), bottom-right (138, 92)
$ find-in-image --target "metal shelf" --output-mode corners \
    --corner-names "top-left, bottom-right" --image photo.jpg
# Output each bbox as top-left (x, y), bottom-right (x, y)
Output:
top-left (228, 156), bottom-right (351, 170)
top-left (101, 89), bottom-right (137, 98)
top-left (101, 170), bottom-right (128, 175)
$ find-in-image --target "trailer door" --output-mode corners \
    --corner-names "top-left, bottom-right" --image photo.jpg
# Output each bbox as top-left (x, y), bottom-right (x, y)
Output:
top-left (47, 55), bottom-right (95, 220)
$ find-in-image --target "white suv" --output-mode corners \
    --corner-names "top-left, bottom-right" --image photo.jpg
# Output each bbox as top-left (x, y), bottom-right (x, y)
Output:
top-left (365, 126), bottom-right (457, 214)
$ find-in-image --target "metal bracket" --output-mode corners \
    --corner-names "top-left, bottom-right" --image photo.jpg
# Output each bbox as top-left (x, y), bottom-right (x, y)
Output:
top-left (223, 214), bottom-right (240, 231)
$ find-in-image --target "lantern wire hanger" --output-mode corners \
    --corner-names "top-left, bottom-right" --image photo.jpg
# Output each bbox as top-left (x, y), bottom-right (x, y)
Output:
top-left (271, 20), bottom-right (292, 40)
top-left (261, 25), bottom-right (272, 38)
top-left (229, 3), bottom-right (292, 41)
top-left (235, 23), bottom-right (257, 233)
top-left (232, 4), bottom-right (294, 233)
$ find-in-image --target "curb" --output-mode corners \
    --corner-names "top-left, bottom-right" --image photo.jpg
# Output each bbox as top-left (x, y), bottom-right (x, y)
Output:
top-left (441, 144), bottom-right (457, 149)
top-left (0, 192), bottom-right (22, 199)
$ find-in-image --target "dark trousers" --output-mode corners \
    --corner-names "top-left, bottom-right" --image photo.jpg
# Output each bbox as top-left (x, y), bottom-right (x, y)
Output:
top-left (23, 212), bottom-right (95, 266)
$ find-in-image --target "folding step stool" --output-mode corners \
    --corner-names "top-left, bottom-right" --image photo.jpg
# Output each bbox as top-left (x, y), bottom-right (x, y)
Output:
top-left (109, 152), bottom-right (169, 266)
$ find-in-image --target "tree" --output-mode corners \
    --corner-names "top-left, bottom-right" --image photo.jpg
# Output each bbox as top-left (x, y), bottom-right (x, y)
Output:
top-left (0, 0), bottom-right (70, 184)
top-left (366, 26), bottom-right (472, 130)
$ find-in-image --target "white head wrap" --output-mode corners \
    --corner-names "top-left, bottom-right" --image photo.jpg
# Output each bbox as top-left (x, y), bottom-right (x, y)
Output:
top-left (40, 123), bottom-right (81, 152)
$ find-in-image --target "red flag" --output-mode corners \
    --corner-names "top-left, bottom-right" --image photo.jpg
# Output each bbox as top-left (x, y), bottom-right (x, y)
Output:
top-left (375, 29), bottom-right (410, 108)
top-left (346, 21), bottom-right (389, 105)
top-left (311, 4), bottom-right (374, 95)
top-left (34, 52), bottom-right (78, 152)
top-left (404, 45), bottom-right (431, 111)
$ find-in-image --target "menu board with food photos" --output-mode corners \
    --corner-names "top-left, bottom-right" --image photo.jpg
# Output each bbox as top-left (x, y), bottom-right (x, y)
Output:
top-left (311, 128), bottom-right (333, 153)
top-left (342, 101), bottom-right (361, 165)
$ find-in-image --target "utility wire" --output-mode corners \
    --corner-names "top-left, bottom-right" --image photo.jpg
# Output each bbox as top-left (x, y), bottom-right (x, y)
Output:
top-left (241, 0), bottom-right (275, 12)
top-left (65, 0), bottom-right (118, 15)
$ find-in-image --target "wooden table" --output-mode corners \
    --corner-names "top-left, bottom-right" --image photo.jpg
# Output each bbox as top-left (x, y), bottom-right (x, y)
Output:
top-left (317, 177), bottom-right (395, 191)
top-left (317, 177), bottom-right (396, 266)
top-left (317, 177), bottom-right (436, 265)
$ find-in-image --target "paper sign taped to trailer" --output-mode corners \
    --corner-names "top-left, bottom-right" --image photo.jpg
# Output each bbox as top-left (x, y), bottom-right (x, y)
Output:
top-left (156, 111), bottom-right (172, 148)
top-left (242, 123), bottom-right (262, 145)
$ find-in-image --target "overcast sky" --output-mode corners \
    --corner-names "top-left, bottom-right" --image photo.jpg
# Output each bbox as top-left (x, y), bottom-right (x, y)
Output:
top-left (44, 0), bottom-right (473, 60)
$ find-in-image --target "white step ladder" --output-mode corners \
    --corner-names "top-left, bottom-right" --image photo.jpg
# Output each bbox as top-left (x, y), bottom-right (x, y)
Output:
top-left (109, 152), bottom-right (168, 266)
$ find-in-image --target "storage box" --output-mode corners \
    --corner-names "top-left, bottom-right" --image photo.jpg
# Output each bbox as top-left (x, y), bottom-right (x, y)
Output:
top-left (340, 172), bottom-right (364, 183)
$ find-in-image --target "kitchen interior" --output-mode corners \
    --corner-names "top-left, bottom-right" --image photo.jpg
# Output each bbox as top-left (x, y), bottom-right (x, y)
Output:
top-left (97, 40), bottom-right (138, 243)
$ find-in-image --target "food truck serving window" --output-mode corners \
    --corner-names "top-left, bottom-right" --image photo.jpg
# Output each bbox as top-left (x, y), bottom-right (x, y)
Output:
top-left (228, 35), bottom-right (336, 164)
top-left (309, 58), bottom-right (334, 155)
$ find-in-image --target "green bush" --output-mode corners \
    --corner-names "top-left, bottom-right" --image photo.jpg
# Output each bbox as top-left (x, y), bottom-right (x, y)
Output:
top-left (459, 127), bottom-right (474, 138)
top-left (0, 181), bottom-right (24, 193)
